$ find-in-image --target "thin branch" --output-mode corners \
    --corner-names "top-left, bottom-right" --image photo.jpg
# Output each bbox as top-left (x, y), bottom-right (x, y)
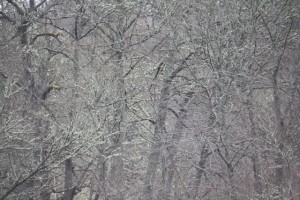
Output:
top-left (0, 158), bottom-right (49, 200)
top-left (169, 52), bottom-right (194, 80)
top-left (79, 20), bottom-right (102, 40)
top-left (123, 34), bottom-right (168, 78)
top-left (34, 0), bottom-right (47, 9)
top-left (30, 33), bottom-right (61, 45)
top-left (7, 0), bottom-right (24, 16)
top-left (38, 2), bottom-right (61, 19)
top-left (0, 11), bottom-right (15, 23)
top-left (43, 48), bottom-right (76, 64)
top-left (47, 19), bottom-right (74, 37)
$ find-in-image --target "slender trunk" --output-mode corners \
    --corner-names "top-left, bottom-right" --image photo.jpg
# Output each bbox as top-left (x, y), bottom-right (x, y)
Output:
top-left (291, 13), bottom-right (300, 199)
top-left (97, 157), bottom-right (108, 200)
top-left (190, 144), bottom-right (210, 200)
top-left (141, 80), bottom-right (170, 200)
top-left (159, 92), bottom-right (194, 200)
top-left (251, 156), bottom-right (263, 198)
top-left (109, 51), bottom-right (125, 200)
top-left (141, 51), bottom-right (178, 200)
top-left (272, 65), bottom-right (285, 200)
top-left (141, 51), bottom-right (191, 200)
top-left (63, 40), bottom-right (79, 200)
top-left (218, 90), bottom-right (238, 200)
top-left (247, 89), bottom-right (263, 199)
top-left (63, 159), bottom-right (75, 200)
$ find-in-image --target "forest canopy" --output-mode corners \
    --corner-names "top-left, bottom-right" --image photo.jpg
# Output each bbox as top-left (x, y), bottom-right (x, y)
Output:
top-left (0, 0), bottom-right (300, 200)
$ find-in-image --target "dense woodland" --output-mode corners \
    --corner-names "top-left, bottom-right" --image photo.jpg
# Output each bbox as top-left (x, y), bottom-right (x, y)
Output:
top-left (0, 0), bottom-right (300, 199)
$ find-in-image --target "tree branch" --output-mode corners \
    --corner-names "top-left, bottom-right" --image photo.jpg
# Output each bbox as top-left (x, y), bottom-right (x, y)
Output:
top-left (34, 0), bottom-right (47, 9)
top-left (7, 0), bottom-right (24, 16)
top-left (30, 33), bottom-right (61, 45)
top-left (0, 11), bottom-right (15, 23)
top-left (43, 48), bottom-right (76, 64)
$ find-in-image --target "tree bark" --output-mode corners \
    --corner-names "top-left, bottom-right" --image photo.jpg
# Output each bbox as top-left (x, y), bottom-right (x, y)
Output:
top-left (159, 92), bottom-right (194, 200)
top-left (109, 51), bottom-right (125, 200)
top-left (63, 159), bottom-right (75, 200)
top-left (247, 89), bottom-right (263, 199)
top-left (141, 79), bottom-right (170, 200)
top-left (190, 144), bottom-right (210, 200)
top-left (141, 50), bottom-right (181, 200)
top-left (272, 65), bottom-right (285, 200)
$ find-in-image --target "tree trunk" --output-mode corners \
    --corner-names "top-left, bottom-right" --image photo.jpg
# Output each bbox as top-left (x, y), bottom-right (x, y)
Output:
top-left (190, 144), bottom-right (210, 200)
top-left (247, 89), bottom-right (263, 199)
top-left (159, 92), bottom-right (194, 200)
top-left (272, 64), bottom-right (285, 200)
top-left (109, 51), bottom-right (125, 200)
top-left (63, 159), bottom-right (75, 200)
top-left (141, 81), bottom-right (170, 200)
top-left (63, 39), bottom-right (80, 200)
top-left (141, 51), bottom-right (179, 200)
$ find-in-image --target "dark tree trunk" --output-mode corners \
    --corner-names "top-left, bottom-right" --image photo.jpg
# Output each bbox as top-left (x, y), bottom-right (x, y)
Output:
top-left (63, 159), bottom-right (75, 200)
